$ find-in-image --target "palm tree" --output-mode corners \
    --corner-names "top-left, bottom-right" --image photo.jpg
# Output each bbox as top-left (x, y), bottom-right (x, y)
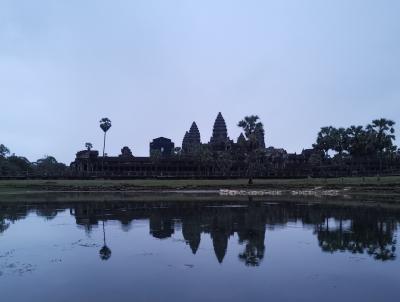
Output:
top-left (313, 126), bottom-right (335, 157)
top-left (332, 127), bottom-right (349, 157)
top-left (366, 118), bottom-right (396, 173)
top-left (347, 125), bottom-right (366, 157)
top-left (85, 142), bottom-right (93, 151)
top-left (238, 116), bottom-right (262, 140)
top-left (99, 118), bottom-right (112, 172)
top-left (237, 115), bottom-right (265, 185)
top-left (0, 144), bottom-right (10, 158)
top-left (366, 118), bottom-right (396, 153)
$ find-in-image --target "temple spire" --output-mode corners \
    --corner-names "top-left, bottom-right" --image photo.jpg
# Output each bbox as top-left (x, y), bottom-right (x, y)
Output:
top-left (210, 112), bottom-right (228, 144)
top-left (237, 133), bottom-right (246, 145)
top-left (189, 122), bottom-right (201, 144)
top-left (182, 122), bottom-right (201, 154)
top-left (210, 112), bottom-right (231, 151)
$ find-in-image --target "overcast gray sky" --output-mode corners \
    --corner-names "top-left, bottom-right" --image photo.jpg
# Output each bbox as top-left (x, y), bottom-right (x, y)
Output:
top-left (1, 0), bottom-right (399, 163)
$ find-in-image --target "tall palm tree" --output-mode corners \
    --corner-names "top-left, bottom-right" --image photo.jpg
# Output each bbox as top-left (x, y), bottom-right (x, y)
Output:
top-left (366, 118), bottom-right (396, 173)
top-left (313, 126), bottom-right (335, 157)
top-left (366, 118), bottom-right (396, 153)
top-left (99, 118), bottom-right (112, 172)
top-left (238, 116), bottom-right (263, 142)
top-left (331, 127), bottom-right (349, 157)
top-left (0, 144), bottom-right (10, 158)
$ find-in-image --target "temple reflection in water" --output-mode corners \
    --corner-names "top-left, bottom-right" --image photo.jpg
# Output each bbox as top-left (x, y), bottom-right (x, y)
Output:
top-left (0, 200), bottom-right (399, 264)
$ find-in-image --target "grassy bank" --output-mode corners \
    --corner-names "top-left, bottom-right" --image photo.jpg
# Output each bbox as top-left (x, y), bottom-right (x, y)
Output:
top-left (0, 176), bottom-right (399, 192)
top-left (0, 176), bottom-right (399, 204)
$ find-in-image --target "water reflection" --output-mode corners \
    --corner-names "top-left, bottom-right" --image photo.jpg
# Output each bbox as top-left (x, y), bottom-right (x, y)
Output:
top-left (99, 221), bottom-right (112, 261)
top-left (0, 200), bottom-right (399, 265)
top-left (317, 215), bottom-right (397, 261)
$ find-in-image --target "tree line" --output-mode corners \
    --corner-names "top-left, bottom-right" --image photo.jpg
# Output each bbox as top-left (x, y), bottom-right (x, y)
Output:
top-left (313, 118), bottom-right (397, 159)
top-left (0, 144), bottom-right (66, 177)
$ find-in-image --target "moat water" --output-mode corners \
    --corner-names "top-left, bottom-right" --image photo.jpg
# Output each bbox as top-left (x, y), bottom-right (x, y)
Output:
top-left (0, 197), bottom-right (399, 302)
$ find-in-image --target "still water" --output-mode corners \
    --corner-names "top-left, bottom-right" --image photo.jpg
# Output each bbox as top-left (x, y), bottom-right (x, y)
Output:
top-left (0, 198), bottom-right (399, 302)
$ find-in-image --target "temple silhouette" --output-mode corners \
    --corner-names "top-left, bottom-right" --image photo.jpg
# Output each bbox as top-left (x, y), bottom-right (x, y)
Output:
top-left (1, 200), bottom-right (398, 264)
top-left (70, 112), bottom-right (400, 178)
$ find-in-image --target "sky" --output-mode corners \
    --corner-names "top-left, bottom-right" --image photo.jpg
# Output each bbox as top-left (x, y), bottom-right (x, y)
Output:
top-left (1, 0), bottom-right (399, 164)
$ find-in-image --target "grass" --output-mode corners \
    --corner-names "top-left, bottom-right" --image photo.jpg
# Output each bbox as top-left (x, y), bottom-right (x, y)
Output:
top-left (0, 176), bottom-right (399, 205)
top-left (0, 176), bottom-right (400, 192)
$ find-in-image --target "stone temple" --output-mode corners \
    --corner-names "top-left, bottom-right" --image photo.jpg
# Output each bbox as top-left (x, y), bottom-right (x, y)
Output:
top-left (72, 112), bottom-right (386, 178)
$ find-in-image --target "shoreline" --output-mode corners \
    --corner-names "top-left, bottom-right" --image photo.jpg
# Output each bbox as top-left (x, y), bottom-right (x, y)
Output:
top-left (0, 191), bottom-right (399, 210)
top-left (0, 177), bottom-right (399, 204)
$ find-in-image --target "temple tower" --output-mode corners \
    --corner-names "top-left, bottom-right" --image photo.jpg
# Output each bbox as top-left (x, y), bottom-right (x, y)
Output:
top-left (210, 112), bottom-right (228, 144)
top-left (150, 137), bottom-right (175, 157)
top-left (237, 133), bottom-right (246, 145)
top-left (188, 122), bottom-right (201, 144)
top-left (119, 146), bottom-right (133, 157)
top-left (182, 132), bottom-right (189, 150)
top-left (210, 112), bottom-right (231, 151)
top-left (255, 124), bottom-right (266, 149)
top-left (182, 122), bottom-right (201, 154)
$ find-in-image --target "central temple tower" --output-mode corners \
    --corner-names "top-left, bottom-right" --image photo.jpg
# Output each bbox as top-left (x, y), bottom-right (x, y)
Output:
top-left (210, 112), bottom-right (231, 151)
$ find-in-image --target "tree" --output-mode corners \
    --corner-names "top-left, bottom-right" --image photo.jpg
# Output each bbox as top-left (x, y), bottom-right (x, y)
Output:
top-left (34, 155), bottom-right (66, 176)
top-left (99, 118), bottom-right (112, 172)
top-left (0, 145), bottom-right (33, 176)
top-left (237, 115), bottom-right (266, 184)
top-left (314, 119), bottom-right (396, 159)
top-left (366, 118), bottom-right (396, 173)
top-left (331, 127), bottom-right (349, 157)
top-left (238, 116), bottom-right (263, 146)
top-left (7, 156), bottom-right (32, 175)
top-left (366, 118), bottom-right (396, 155)
top-left (0, 144), bottom-right (10, 158)
top-left (85, 142), bottom-right (93, 151)
top-left (347, 125), bottom-right (367, 157)
top-left (313, 126), bottom-right (336, 157)
top-left (314, 126), bottom-right (349, 158)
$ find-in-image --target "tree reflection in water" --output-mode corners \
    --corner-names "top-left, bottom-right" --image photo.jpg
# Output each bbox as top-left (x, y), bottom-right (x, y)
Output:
top-left (0, 200), bottom-right (399, 265)
top-left (99, 220), bottom-right (112, 261)
top-left (317, 214), bottom-right (397, 261)
top-left (0, 219), bottom-right (9, 234)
